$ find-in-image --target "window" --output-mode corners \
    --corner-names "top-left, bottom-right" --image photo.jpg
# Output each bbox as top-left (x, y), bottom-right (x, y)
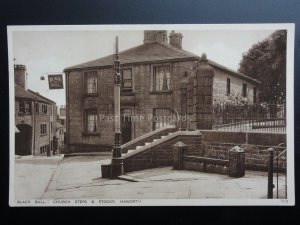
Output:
top-left (85, 109), bottom-right (98, 133)
top-left (242, 83), bottom-right (247, 97)
top-left (40, 124), bottom-right (47, 135)
top-left (19, 101), bottom-right (31, 114)
top-left (121, 108), bottom-right (132, 117)
top-left (41, 104), bottom-right (48, 114)
top-left (25, 102), bottom-right (31, 113)
top-left (153, 108), bottom-right (172, 130)
top-left (85, 71), bottom-right (98, 94)
top-left (19, 102), bottom-right (25, 113)
top-left (226, 78), bottom-right (231, 95)
top-left (253, 87), bottom-right (257, 103)
top-left (122, 69), bottom-right (133, 92)
top-left (35, 103), bottom-right (39, 114)
top-left (153, 65), bottom-right (171, 91)
top-left (40, 145), bottom-right (49, 154)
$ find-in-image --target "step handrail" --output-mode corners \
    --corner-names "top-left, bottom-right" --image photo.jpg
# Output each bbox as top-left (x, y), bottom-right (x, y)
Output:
top-left (122, 130), bottom-right (202, 160)
top-left (273, 143), bottom-right (286, 160)
top-left (121, 125), bottom-right (176, 150)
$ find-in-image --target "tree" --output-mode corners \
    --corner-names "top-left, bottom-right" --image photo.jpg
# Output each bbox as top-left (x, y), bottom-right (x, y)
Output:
top-left (238, 30), bottom-right (287, 104)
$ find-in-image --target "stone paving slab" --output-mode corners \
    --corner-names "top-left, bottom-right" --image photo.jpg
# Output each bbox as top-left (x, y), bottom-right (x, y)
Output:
top-left (14, 155), bottom-right (63, 199)
top-left (42, 155), bottom-right (287, 200)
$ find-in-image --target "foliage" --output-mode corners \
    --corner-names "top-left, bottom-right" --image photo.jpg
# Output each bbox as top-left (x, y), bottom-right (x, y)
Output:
top-left (222, 91), bottom-right (249, 106)
top-left (238, 30), bottom-right (287, 103)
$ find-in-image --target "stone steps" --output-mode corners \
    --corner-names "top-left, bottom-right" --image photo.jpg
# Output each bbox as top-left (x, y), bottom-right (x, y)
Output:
top-left (127, 150), bottom-right (136, 154)
top-left (123, 130), bottom-right (175, 155)
top-left (125, 133), bottom-right (171, 155)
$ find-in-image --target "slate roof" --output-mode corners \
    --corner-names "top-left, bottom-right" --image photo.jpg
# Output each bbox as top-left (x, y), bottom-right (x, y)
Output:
top-left (64, 42), bottom-right (260, 84)
top-left (208, 60), bottom-right (260, 84)
top-left (64, 42), bottom-right (198, 71)
top-left (27, 89), bottom-right (56, 104)
top-left (15, 85), bottom-right (56, 104)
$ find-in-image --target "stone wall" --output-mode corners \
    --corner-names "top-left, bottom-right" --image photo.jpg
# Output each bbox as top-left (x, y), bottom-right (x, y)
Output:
top-left (213, 68), bottom-right (258, 104)
top-left (68, 143), bottom-right (112, 153)
top-left (200, 130), bottom-right (286, 171)
top-left (132, 60), bottom-right (194, 138)
top-left (67, 68), bottom-right (115, 148)
top-left (15, 99), bottom-right (55, 156)
top-left (123, 132), bottom-right (203, 172)
top-left (66, 60), bottom-right (195, 152)
top-left (34, 113), bottom-right (53, 155)
top-left (191, 55), bottom-right (214, 130)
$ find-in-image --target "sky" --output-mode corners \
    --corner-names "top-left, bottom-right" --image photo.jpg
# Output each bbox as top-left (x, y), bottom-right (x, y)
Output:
top-left (12, 28), bottom-right (276, 106)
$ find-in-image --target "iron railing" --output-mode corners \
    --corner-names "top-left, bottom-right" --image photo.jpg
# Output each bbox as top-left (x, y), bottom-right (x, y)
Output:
top-left (267, 143), bottom-right (287, 199)
top-left (212, 103), bottom-right (286, 132)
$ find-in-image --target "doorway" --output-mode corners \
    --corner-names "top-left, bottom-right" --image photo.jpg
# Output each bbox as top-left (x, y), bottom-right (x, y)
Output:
top-left (15, 124), bottom-right (32, 155)
top-left (121, 108), bottom-right (132, 144)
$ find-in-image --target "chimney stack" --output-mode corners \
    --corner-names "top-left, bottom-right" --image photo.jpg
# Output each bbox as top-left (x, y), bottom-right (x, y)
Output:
top-left (169, 31), bottom-right (183, 49)
top-left (144, 30), bottom-right (168, 44)
top-left (14, 64), bottom-right (27, 89)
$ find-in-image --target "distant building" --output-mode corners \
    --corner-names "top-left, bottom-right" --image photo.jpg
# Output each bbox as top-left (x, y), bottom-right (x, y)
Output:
top-left (14, 64), bottom-right (57, 156)
top-left (57, 105), bottom-right (66, 127)
top-left (64, 30), bottom-right (260, 153)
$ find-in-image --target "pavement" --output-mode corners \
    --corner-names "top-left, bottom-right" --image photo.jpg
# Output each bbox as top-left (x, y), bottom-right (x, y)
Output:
top-left (36, 154), bottom-right (287, 200)
top-left (14, 155), bottom-right (63, 199)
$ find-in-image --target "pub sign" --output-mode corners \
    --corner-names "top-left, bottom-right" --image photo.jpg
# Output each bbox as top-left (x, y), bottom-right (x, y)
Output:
top-left (48, 74), bottom-right (63, 89)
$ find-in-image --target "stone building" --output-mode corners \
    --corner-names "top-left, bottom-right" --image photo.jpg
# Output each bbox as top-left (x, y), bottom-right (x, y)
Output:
top-left (64, 30), bottom-right (260, 152)
top-left (14, 64), bottom-right (57, 156)
top-left (54, 121), bottom-right (65, 153)
top-left (57, 105), bottom-right (66, 127)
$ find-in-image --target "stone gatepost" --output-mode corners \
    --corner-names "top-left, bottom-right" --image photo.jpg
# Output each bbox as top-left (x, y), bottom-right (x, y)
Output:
top-left (191, 53), bottom-right (214, 130)
top-left (229, 146), bottom-right (245, 178)
top-left (173, 141), bottom-right (187, 170)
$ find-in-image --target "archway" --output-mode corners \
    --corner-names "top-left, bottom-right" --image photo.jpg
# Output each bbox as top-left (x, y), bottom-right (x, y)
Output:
top-left (15, 124), bottom-right (32, 155)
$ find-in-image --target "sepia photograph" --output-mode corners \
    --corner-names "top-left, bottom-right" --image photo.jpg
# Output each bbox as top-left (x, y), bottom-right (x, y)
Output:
top-left (8, 24), bottom-right (295, 206)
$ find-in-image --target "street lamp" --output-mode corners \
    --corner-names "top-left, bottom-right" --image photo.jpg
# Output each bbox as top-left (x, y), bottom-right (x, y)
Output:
top-left (110, 36), bottom-right (124, 178)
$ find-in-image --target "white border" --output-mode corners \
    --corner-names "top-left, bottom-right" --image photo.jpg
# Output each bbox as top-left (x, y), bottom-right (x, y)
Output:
top-left (8, 24), bottom-right (295, 206)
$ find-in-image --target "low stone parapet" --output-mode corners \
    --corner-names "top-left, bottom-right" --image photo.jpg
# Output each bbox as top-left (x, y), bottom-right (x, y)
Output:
top-left (122, 130), bottom-right (203, 173)
top-left (173, 143), bottom-right (245, 177)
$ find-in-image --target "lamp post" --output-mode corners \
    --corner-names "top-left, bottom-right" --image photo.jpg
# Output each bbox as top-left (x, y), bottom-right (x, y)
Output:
top-left (110, 36), bottom-right (124, 178)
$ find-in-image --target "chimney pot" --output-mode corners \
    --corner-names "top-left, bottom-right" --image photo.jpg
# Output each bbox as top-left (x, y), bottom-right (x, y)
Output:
top-left (169, 31), bottom-right (183, 49)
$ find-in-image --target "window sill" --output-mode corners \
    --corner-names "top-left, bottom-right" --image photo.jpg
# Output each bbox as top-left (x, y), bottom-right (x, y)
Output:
top-left (82, 132), bottom-right (100, 137)
top-left (84, 93), bottom-right (99, 97)
top-left (40, 134), bottom-right (48, 137)
top-left (18, 112), bottom-right (31, 116)
top-left (150, 91), bottom-right (173, 95)
top-left (121, 92), bottom-right (135, 96)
